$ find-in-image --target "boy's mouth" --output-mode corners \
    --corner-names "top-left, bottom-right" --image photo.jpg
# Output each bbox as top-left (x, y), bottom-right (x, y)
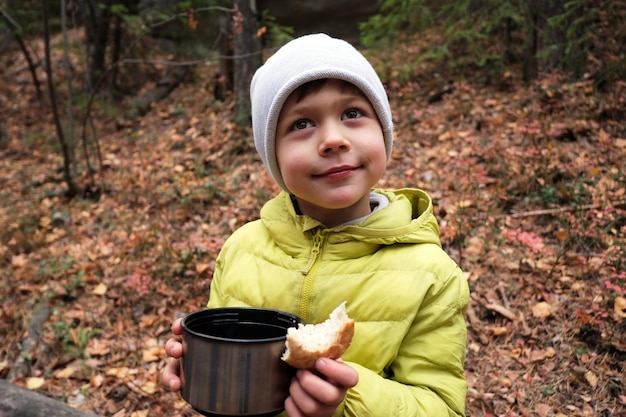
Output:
top-left (316, 165), bottom-right (358, 180)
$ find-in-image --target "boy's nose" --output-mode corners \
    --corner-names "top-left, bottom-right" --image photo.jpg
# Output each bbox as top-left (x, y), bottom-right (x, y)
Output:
top-left (319, 123), bottom-right (351, 155)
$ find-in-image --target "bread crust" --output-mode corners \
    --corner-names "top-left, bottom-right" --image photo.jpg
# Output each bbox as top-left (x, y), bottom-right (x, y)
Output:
top-left (281, 304), bottom-right (355, 369)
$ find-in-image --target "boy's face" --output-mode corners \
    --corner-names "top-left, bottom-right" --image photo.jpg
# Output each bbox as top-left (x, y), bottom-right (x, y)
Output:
top-left (275, 79), bottom-right (386, 226)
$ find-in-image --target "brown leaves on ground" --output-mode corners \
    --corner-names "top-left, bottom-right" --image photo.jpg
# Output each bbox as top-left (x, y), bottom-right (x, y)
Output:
top-left (0, 31), bottom-right (625, 417)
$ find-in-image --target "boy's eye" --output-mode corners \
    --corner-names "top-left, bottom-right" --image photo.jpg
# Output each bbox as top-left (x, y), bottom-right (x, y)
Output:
top-left (292, 119), bottom-right (313, 130)
top-left (343, 109), bottom-right (362, 120)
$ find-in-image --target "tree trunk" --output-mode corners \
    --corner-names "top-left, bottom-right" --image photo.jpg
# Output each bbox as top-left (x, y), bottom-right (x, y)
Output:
top-left (522, 0), bottom-right (587, 82)
top-left (82, 0), bottom-right (112, 88)
top-left (0, 5), bottom-right (43, 99)
top-left (42, 0), bottom-right (78, 198)
top-left (14, 33), bottom-right (43, 100)
top-left (218, 26), bottom-right (234, 98)
top-left (109, 14), bottom-right (123, 91)
top-left (522, 0), bottom-right (540, 83)
top-left (232, 0), bottom-right (261, 126)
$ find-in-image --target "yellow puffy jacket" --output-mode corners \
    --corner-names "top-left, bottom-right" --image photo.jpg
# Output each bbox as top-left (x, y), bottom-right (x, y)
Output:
top-left (208, 188), bottom-right (469, 416)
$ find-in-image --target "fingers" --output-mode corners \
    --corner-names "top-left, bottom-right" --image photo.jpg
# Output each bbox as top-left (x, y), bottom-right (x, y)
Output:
top-left (284, 395), bottom-right (306, 417)
top-left (295, 366), bottom-right (351, 406)
top-left (160, 318), bottom-right (185, 392)
top-left (164, 337), bottom-right (183, 358)
top-left (161, 359), bottom-right (181, 391)
top-left (315, 358), bottom-right (359, 389)
top-left (285, 360), bottom-right (358, 417)
top-left (165, 318), bottom-right (184, 358)
top-left (171, 317), bottom-right (183, 335)
top-left (286, 375), bottom-right (338, 417)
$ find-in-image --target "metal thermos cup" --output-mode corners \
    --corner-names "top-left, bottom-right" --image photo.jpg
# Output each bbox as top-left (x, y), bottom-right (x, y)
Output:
top-left (181, 308), bottom-right (302, 417)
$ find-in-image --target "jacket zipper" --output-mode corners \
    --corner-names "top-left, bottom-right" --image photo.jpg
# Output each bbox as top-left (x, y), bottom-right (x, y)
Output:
top-left (302, 232), bottom-right (322, 275)
top-left (299, 231), bottom-right (323, 321)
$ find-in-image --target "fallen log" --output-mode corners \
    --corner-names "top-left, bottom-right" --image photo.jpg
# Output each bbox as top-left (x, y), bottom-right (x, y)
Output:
top-left (0, 380), bottom-right (99, 417)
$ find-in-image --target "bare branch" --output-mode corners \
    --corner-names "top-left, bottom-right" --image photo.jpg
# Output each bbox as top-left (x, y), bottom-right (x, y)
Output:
top-left (494, 200), bottom-right (626, 219)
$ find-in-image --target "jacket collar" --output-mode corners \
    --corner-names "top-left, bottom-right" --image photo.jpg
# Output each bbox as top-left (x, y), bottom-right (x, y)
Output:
top-left (259, 189), bottom-right (442, 258)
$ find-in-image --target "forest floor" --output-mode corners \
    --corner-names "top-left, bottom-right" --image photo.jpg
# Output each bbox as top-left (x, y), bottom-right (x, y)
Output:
top-left (1, 30), bottom-right (625, 417)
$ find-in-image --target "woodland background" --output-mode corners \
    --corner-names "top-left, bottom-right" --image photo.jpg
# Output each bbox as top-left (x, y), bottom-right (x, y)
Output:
top-left (0, 1), bottom-right (625, 416)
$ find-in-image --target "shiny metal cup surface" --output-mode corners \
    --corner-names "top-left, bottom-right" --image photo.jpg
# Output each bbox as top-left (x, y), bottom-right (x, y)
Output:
top-left (181, 308), bottom-right (302, 417)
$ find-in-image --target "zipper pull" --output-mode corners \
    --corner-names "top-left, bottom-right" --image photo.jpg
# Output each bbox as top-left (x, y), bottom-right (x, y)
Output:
top-left (302, 233), bottom-right (322, 275)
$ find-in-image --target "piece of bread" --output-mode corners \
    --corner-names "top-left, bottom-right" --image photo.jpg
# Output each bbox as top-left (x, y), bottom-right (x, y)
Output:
top-left (281, 302), bottom-right (354, 369)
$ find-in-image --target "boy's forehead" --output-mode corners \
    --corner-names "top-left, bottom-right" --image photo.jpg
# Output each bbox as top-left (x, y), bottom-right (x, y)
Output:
top-left (288, 78), bottom-right (368, 102)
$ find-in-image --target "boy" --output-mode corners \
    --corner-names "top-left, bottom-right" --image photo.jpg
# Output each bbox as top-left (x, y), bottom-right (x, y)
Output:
top-left (162, 33), bottom-right (469, 416)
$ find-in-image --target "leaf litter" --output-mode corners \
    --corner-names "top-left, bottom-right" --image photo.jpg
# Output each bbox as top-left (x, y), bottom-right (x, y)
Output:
top-left (0, 31), bottom-right (625, 417)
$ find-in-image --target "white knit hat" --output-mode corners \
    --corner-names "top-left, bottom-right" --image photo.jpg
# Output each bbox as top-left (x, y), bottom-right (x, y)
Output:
top-left (250, 33), bottom-right (394, 191)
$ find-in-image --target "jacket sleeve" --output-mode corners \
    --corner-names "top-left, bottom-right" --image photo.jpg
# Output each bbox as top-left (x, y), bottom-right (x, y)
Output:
top-left (339, 266), bottom-right (469, 417)
top-left (206, 240), bottom-right (241, 308)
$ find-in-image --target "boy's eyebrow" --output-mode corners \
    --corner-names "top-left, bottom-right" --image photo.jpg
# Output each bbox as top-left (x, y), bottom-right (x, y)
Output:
top-left (286, 92), bottom-right (369, 115)
top-left (293, 79), bottom-right (367, 102)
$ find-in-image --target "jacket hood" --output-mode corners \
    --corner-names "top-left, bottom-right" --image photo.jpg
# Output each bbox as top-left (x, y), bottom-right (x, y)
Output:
top-left (260, 188), bottom-right (442, 258)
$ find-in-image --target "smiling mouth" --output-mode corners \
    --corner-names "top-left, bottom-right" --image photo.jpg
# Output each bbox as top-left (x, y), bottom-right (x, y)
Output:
top-left (315, 166), bottom-right (358, 180)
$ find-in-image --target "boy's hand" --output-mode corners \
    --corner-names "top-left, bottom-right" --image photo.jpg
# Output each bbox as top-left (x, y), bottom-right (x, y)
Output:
top-left (161, 318), bottom-right (183, 391)
top-left (284, 358), bottom-right (358, 417)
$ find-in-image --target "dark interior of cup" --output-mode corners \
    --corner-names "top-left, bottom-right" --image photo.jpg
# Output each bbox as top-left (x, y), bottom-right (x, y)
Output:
top-left (183, 308), bottom-right (301, 342)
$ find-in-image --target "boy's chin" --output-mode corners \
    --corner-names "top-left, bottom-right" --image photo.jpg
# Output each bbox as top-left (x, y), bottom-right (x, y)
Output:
top-left (295, 190), bottom-right (371, 216)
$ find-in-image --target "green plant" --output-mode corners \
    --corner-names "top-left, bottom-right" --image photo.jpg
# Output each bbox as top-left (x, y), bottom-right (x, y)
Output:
top-left (360, 0), bottom-right (624, 85)
top-left (541, 385), bottom-right (557, 396)
top-left (538, 185), bottom-right (558, 206)
top-left (52, 321), bottom-right (102, 358)
top-left (258, 9), bottom-right (294, 47)
top-left (36, 256), bottom-right (88, 298)
top-left (360, 0), bottom-right (434, 47)
top-left (544, 0), bottom-right (591, 77)
top-left (36, 255), bottom-right (75, 278)
top-left (361, 0), bottom-right (522, 74)
top-left (65, 269), bottom-right (86, 298)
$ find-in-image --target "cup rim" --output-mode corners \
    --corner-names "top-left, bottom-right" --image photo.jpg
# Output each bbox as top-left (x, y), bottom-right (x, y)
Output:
top-left (182, 307), bottom-right (302, 343)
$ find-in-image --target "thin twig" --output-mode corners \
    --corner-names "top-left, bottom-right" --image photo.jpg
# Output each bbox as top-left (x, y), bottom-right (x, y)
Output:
top-left (120, 47), bottom-right (266, 66)
top-left (497, 282), bottom-right (510, 310)
top-left (0, 5), bottom-right (22, 30)
top-left (494, 200), bottom-right (626, 219)
top-left (146, 6), bottom-right (233, 30)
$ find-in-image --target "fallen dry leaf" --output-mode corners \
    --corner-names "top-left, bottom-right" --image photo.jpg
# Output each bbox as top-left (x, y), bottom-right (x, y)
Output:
top-left (25, 377), bottom-right (45, 390)
top-left (107, 367), bottom-right (134, 380)
top-left (535, 403), bottom-right (553, 417)
top-left (142, 346), bottom-right (163, 363)
top-left (85, 338), bottom-right (111, 357)
top-left (532, 301), bottom-right (553, 318)
top-left (92, 282), bottom-right (108, 295)
top-left (138, 382), bottom-right (158, 395)
top-left (485, 325), bottom-right (509, 336)
top-left (139, 314), bottom-right (159, 328)
top-left (584, 370), bottom-right (598, 389)
top-left (485, 303), bottom-right (519, 321)
top-left (90, 373), bottom-right (105, 388)
top-left (613, 296), bottom-right (626, 321)
top-left (465, 236), bottom-right (484, 256)
top-left (530, 347), bottom-right (556, 362)
top-left (0, 359), bottom-right (9, 374)
top-left (54, 364), bottom-right (79, 379)
top-left (11, 254), bottom-right (28, 268)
